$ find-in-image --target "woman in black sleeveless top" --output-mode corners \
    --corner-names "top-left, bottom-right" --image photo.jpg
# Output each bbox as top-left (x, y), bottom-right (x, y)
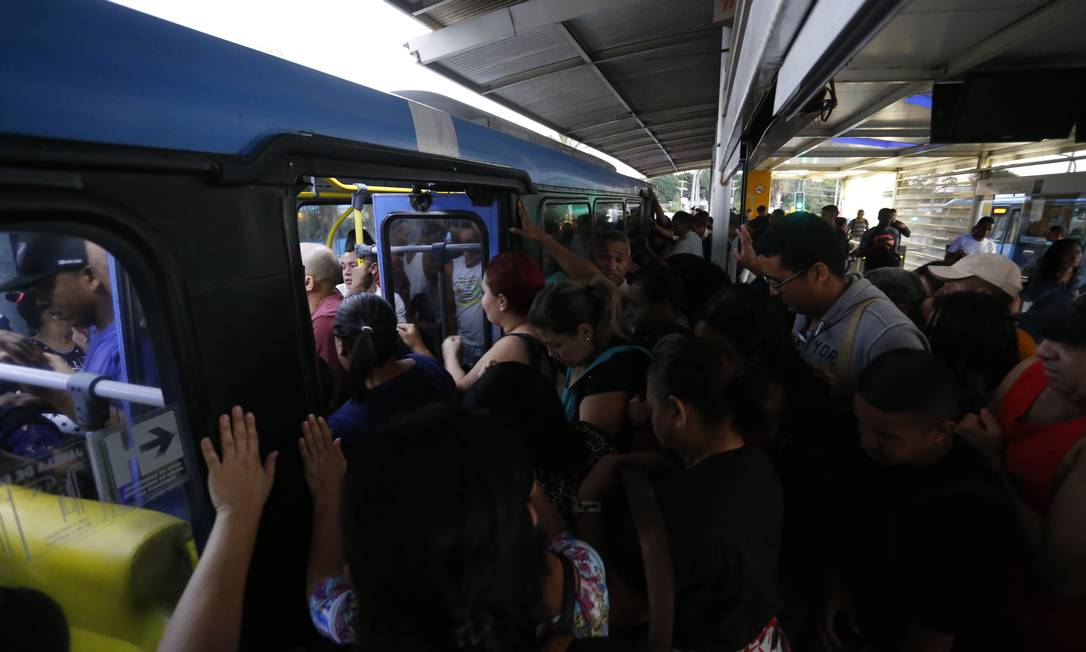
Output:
top-left (441, 251), bottom-right (554, 392)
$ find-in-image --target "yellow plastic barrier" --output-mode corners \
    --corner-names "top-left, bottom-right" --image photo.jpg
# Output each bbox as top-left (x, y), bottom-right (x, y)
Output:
top-left (0, 485), bottom-right (193, 652)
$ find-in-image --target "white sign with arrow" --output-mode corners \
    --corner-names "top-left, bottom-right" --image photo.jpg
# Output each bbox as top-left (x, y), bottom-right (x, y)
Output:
top-left (92, 409), bottom-right (187, 507)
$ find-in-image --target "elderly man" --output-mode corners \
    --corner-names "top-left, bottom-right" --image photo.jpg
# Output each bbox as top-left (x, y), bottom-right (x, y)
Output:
top-left (300, 243), bottom-right (344, 377)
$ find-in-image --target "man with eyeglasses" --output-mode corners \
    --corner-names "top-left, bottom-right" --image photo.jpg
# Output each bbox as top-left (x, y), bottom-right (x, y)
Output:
top-left (744, 214), bottom-right (927, 388)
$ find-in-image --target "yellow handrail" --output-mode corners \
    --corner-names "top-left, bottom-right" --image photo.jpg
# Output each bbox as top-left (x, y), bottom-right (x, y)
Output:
top-left (325, 205), bottom-right (356, 249)
top-left (326, 177), bottom-right (359, 193)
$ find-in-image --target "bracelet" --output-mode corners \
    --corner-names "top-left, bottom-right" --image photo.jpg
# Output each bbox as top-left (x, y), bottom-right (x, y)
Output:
top-left (573, 500), bottom-right (602, 515)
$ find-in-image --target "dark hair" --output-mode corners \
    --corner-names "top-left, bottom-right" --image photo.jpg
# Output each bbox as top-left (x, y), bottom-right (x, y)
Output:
top-left (1034, 238), bottom-right (1082, 285)
top-left (834, 216), bottom-right (847, 229)
top-left (1049, 225), bottom-right (1065, 236)
top-left (877, 207), bottom-right (894, 225)
top-left (914, 261), bottom-right (951, 295)
top-left (976, 216), bottom-right (995, 229)
top-left (864, 268), bottom-right (926, 327)
top-left (334, 293), bottom-right (408, 400)
top-left (927, 292), bottom-right (1019, 400)
top-left (341, 404), bottom-right (545, 652)
top-left (596, 230), bottom-right (630, 249)
top-left (756, 205), bottom-right (766, 212)
top-left (629, 265), bottom-right (686, 312)
top-left (769, 209), bottom-right (786, 222)
top-left (822, 204), bottom-right (839, 215)
top-left (692, 210), bottom-right (709, 227)
top-left (463, 362), bottom-right (582, 474)
top-left (671, 211), bottom-right (693, 227)
top-left (755, 213), bottom-right (846, 277)
top-left (528, 277), bottom-right (626, 345)
top-left (856, 349), bottom-right (957, 425)
top-left (0, 586), bottom-right (69, 652)
top-left (484, 252), bottom-right (544, 315)
top-left (650, 336), bottom-right (762, 433)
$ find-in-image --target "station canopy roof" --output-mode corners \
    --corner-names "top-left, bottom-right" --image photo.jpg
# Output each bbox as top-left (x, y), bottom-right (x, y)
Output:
top-left (386, 0), bottom-right (725, 177)
top-left (759, 0), bottom-right (1086, 176)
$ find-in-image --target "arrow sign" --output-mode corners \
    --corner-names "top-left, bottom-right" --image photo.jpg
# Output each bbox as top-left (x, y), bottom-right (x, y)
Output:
top-left (139, 427), bottom-right (175, 457)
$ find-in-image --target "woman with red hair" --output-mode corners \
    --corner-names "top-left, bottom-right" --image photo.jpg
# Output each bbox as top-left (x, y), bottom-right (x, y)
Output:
top-left (442, 251), bottom-right (553, 392)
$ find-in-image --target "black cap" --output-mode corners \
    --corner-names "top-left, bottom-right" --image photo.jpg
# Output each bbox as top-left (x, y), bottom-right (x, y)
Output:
top-left (0, 234), bottom-right (89, 293)
top-left (1033, 295), bottom-right (1086, 346)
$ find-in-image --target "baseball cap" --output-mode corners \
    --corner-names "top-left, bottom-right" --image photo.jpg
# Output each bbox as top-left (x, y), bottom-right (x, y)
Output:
top-left (0, 234), bottom-right (89, 293)
top-left (927, 253), bottom-right (1022, 297)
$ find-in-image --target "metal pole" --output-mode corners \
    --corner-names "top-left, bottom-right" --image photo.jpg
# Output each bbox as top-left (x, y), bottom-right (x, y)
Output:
top-left (0, 362), bottom-right (165, 408)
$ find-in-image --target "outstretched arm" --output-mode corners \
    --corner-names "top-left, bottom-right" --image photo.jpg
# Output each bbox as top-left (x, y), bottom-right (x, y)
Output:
top-left (510, 200), bottom-right (600, 280)
top-left (157, 407), bottom-right (278, 652)
top-left (299, 415), bottom-right (348, 599)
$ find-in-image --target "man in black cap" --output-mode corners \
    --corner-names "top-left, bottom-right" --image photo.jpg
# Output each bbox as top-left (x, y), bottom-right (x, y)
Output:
top-left (0, 235), bottom-right (122, 382)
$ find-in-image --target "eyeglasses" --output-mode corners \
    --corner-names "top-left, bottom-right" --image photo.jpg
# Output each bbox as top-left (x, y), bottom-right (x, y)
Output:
top-left (762, 267), bottom-right (809, 290)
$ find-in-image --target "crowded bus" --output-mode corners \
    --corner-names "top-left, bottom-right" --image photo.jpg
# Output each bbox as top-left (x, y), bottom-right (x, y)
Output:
top-left (2, 1), bottom-right (1085, 651)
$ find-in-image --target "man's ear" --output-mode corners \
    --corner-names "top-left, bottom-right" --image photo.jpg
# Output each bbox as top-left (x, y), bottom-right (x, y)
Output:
top-left (304, 274), bottom-right (315, 292)
top-left (932, 419), bottom-right (956, 445)
top-left (81, 265), bottom-right (102, 293)
top-left (810, 262), bottom-right (831, 284)
top-left (669, 395), bottom-right (688, 431)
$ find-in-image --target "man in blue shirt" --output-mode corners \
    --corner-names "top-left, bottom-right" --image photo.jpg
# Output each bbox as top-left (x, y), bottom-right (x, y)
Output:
top-left (0, 235), bottom-right (123, 382)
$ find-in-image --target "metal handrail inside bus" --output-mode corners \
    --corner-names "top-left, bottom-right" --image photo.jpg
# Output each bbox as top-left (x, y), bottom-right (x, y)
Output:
top-left (0, 362), bottom-right (165, 408)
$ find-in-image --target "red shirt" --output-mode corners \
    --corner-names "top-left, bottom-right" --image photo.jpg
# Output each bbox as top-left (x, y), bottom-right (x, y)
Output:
top-left (311, 292), bottom-right (343, 371)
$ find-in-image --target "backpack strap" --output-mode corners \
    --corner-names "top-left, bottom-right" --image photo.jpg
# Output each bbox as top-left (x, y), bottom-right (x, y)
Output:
top-left (835, 297), bottom-right (878, 384)
top-left (562, 345), bottom-right (652, 420)
top-left (619, 465), bottom-right (674, 652)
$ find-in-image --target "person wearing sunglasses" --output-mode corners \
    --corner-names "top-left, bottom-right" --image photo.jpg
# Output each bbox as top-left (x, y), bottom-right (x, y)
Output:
top-left (753, 214), bottom-right (928, 389)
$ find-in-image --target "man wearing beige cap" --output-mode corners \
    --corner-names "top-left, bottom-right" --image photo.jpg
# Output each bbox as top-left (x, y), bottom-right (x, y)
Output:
top-left (929, 253), bottom-right (1023, 310)
top-left (928, 253), bottom-right (1036, 358)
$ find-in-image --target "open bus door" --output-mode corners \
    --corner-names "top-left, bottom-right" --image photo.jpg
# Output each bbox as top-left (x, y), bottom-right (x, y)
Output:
top-left (370, 191), bottom-right (499, 366)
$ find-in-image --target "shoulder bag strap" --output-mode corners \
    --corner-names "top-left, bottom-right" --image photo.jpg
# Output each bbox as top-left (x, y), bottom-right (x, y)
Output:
top-left (835, 297), bottom-right (877, 383)
top-left (619, 465), bottom-right (674, 652)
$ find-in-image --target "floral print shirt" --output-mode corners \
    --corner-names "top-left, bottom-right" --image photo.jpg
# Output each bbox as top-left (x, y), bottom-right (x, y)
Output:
top-left (308, 532), bottom-right (608, 644)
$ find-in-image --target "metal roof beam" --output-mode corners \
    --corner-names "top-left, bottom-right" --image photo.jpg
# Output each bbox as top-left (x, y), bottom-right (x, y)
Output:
top-left (405, 0), bottom-right (633, 64)
top-left (557, 21), bottom-right (676, 172)
top-left (835, 67), bottom-right (938, 83)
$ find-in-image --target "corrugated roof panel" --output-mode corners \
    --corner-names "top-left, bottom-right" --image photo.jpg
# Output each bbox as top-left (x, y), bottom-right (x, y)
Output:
top-left (601, 58), bottom-right (719, 110)
top-left (404, 0), bottom-right (524, 28)
top-left (568, 0), bottom-right (715, 52)
top-left (492, 65), bottom-right (627, 127)
top-left (438, 23), bottom-right (573, 86)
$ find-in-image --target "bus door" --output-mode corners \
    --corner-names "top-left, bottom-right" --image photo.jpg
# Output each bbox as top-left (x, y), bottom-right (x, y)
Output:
top-left (371, 192), bottom-right (498, 367)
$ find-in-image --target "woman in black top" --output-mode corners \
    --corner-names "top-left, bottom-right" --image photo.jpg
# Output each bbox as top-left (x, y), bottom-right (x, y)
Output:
top-left (529, 277), bottom-right (651, 448)
top-left (576, 336), bottom-right (786, 650)
top-left (442, 251), bottom-right (553, 392)
top-left (9, 289), bottom-right (85, 370)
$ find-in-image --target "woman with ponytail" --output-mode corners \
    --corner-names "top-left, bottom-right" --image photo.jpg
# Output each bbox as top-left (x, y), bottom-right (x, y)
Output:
top-left (529, 277), bottom-right (651, 445)
top-left (327, 293), bottom-right (454, 448)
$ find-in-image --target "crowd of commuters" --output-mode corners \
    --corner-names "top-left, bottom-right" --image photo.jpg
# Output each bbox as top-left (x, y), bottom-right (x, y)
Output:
top-left (5, 194), bottom-right (1084, 652)
top-left (153, 200), bottom-right (1082, 652)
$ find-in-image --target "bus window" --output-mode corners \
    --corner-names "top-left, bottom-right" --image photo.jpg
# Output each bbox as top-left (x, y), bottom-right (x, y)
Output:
top-left (0, 229), bottom-right (197, 650)
top-left (381, 216), bottom-right (489, 369)
top-left (542, 201), bottom-right (590, 274)
top-left (297, 203), bottom-right (374, 249)
top-left (594, 200), bottom-right (626, 234)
